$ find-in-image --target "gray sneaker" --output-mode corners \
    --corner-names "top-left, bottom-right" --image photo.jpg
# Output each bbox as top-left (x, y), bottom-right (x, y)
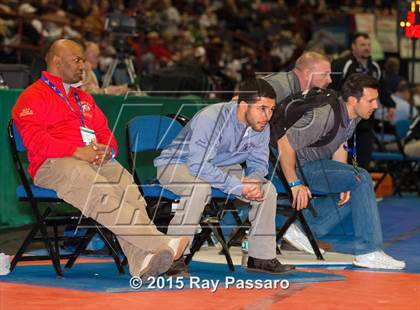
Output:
top-left (353, 250), bottom-right (405, 270)
top-left (283, 223), bottom-right (325, 255)
top-left (138, 246), bottom-right (174, 280)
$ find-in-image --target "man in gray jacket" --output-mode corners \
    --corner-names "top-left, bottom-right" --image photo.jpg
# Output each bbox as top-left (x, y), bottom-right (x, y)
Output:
top-left (265, 51), bottom-right (333, 255)
top-left (265, 51), bottom-right (332, 105)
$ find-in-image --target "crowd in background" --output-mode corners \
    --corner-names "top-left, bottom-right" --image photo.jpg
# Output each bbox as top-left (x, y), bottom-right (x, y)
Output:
top-left (0, 0), bottom-right (404, 91)
top-left (0, 1), bottom-right (418, 112)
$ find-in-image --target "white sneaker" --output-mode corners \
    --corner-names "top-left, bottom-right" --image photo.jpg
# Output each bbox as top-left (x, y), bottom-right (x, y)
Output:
top-left (283, 224), bottom-right (325, 255)
top-left (0, 253), bottom-right (10, 275)
top-left (167, 237), bottom-right (189, 260)
top-left (353, 250), bottom-right (406, 270)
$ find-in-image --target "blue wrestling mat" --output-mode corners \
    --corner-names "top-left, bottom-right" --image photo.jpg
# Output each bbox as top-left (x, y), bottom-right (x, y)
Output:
top-left (319, 196), bottom-right (420, 273)
top-left (222, 197), bottom-right (419, 273)
top-left (0, 261), bottom-right (344, 293)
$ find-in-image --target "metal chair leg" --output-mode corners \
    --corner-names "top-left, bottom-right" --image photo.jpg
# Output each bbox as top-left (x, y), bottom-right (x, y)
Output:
top-left (38, 220), bottom-right (63, 277)
top-left (298, 212), bottom-right (324, 260)
top-left (185, 224), bottom-right (211, 265)
top-left (10, 223), bottom-right (40, 271)
top-left (276, 211), bottom-right (297, 243)
top-left (208, 221), bottom-right (235, 272)
top-left (53, 223), bottom-right (60, 255)
top-left (98, 228), bottom-right (125, 274)
top-left (65, 227), bottom-right (96, 269)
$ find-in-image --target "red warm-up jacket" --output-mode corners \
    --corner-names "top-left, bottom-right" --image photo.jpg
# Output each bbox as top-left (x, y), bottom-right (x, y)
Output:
top-left (12, 71), bottom-right (118, 179)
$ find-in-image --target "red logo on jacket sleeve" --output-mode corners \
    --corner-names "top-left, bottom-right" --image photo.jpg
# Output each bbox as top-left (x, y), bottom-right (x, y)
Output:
top-left (81, 101), bottom-right (93, 118)
top-left (19, 107), bottom-right (34, 117)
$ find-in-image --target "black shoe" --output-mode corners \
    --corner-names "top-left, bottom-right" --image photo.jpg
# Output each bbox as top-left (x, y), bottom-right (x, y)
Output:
top-left (246, 257), bottom-right (295, 274)
top-left (165, 257), bottom-right (190, 277)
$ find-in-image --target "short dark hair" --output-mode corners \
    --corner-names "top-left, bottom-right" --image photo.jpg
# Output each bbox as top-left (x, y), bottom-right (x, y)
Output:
top-left (396, 80), bottom-right (411, 93)
top-left (351, 32), bottom-right (370, 45)
top-left (341, 73), bottom-right (379, 101)
top-left (237, 78), bottom-right (276, 104)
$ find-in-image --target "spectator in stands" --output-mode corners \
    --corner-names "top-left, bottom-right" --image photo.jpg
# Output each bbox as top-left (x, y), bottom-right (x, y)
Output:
top-left (154, 79), bottom-right (295, 276)
top-left (156, 0), bottom-right (181, 38)
top-left (62, 0), bottom-right (93, 19)
top-left (331, 32), bottom-right (382, 169)
top-left (30, 8), bottom-right (81, 45)
top-left (0, 0), bottom-right (402, 89)
top-left (80, 41), bottom-right (128, 95)
top-left (413, 84), bottom-right (420, 108)
top-left (403, 115), bottom-right (420, 157)
top-left (84, 3), bottom-right (105, 31)
top-left (12, 38), bottom-right (188, 280)
top-left (142, 31), bottom-right (173, 70)
top-left (391, 80), bottom-right (418, 124)
top-left (381, 81), bottom-right (419, 157)
top-left (380, 56), bottom-right (402, 122)
top-left (198, 7), bottom-right (218, 32)
top-left (0, 17), bottom-right (15, 45)
top-left (272, 73), bottom-right (405, 270)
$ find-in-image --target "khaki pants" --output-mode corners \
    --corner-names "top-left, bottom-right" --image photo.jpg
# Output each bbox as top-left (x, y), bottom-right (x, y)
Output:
top-left (157, 164), bottom-right (278, 260)
top-left (34, 158), bottom-right (172, 276)
top-left (385, 140), bottom-right (420, 157)
top-left (405, 140), bottom-right (420, 157)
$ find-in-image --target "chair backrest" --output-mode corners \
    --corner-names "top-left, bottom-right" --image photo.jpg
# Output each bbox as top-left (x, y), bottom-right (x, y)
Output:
top-left (394, 119), bottom-right (410, 140)
top-left (9, 120), bottom-right (26, 152)
top-left (8, 119), bottom-right (34, 200)
top-left (127, 115), bottom-right (184, 153)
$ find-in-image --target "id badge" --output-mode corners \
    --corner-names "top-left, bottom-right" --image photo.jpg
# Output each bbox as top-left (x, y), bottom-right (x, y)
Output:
top-left (80, 126), bottom-right (96, 145)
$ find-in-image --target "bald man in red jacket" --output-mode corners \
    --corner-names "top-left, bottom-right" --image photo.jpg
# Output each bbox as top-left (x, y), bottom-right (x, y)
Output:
top-left (12, 39), bottom-right (188, 279)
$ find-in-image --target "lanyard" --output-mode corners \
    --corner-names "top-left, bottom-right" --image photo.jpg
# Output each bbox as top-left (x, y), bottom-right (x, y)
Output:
top-left (41, 75), bottom-right (85, 127)
top-left (344, 131), bottom-right (360, 178)
top-left (344, 131), bottom-right (357, 157)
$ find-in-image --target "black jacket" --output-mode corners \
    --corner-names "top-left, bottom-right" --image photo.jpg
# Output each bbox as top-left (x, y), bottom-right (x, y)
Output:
top-left (331, 54), bottom-right (381, 91)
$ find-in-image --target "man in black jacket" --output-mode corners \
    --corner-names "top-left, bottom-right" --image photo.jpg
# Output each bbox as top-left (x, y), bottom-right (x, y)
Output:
top-left (331, 32), bottom-right (381, 169)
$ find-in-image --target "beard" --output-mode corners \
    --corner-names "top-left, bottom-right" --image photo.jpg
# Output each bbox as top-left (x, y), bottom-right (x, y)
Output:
top-left (361, 51), bottom-right (371, 59)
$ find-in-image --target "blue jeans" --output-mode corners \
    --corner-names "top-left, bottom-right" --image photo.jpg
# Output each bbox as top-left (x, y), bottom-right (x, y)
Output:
top-left (298, 159), bottom-right (383, 255)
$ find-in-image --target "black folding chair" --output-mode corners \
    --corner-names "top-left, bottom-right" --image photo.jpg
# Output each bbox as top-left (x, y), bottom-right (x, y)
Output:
top-left (268, 147), bottom-right (324, 260)
top-left (8, 120), bottom-right (125, 277)
top-left (372, 119), bottom-right (420, 195)
top-left (225, 146), bottom-right (325, 260)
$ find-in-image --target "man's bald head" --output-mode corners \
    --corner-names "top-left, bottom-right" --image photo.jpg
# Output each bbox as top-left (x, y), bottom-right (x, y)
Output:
top-left (46, 39), bottom-right (84, 65)
top-left (295, 52), bottom-right (330, 71)
top-left (45, 39), bottom-right (85, 84)
top-left (294, 51), bottom-right (332, 90)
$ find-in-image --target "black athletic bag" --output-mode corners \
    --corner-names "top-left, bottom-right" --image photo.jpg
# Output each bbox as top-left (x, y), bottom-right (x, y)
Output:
top-left (270, 87), bottom-right (345, 146)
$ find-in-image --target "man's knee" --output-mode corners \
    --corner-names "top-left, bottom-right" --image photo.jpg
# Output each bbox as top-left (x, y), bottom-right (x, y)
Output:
top-left (190, 183), bottom-right (212, 203)
top-left (250, 180), bottom-right (277, 215)
top-left (263, 181), bottom-right (278, 201)
top-left (359, 168), bottom-right (373, 184)
top-left (37, 157), bottom-right (93, 187)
